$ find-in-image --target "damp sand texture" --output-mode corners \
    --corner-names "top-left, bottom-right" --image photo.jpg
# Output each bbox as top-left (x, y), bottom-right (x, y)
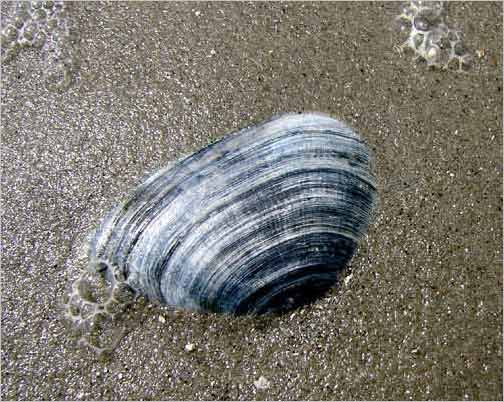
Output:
top-left (1, 2), bottom-right (502, 400)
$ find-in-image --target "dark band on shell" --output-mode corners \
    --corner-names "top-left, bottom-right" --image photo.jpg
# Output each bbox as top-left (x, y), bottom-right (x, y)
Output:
top-left (89, 113), bottom-right (377, 314)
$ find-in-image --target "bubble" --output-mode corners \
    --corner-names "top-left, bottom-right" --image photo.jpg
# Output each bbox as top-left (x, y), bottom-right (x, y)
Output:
top-left (89, 323), bottom-right (123, 352)
top-left (55, 9), bottom-right (67, 20)
top-left (80, 303), bottom-right (96, 319)
top-left (47, 18), bottom-right (58, 30)
top-left (425, 45), bottom-right (440, 63)
top-left (113, 267), bottom-right (127, 282)
top-left (3, 25), bottom-right (18, 42)
top-left (0, 33), bottom-right (9, 50)
top-left (1, 0), bottom-right (80, 90)
top-left (13, 15), bottom-right (27, 29)
top-left (395, 1), bottom-right (471, 72)
top-left (453, 41), bottom-right (466, 56)
top-left (412, 32), bottom-right (424, 49)
top-left (76, 272), bottom-right (110, 304)
top-left (24, 22), bottom-right (38, 37)
top-left (32, 31), bottom-right (47, 48)
top-left (112, 283), bottom-right (136, 304)
top-left (15, 1), bottom-right (32, 12)
top-left (33, 8), bottom-right (47, 20)
top-left (413, 16), bottom-right (430, 31)
top-left (68, 302), bottom-right (80, 317)
top-left (425, 30), bottom-right (438, 45)
top-left (435, 36), bottom-right (449, 51)
top-left (1, 44), bottom-right (20, 63)
top-left (63, 261), bottom-right (138, 357)
top-left (65, 27), bottom-right (78, 45)
top-left (105, 299), bottom-right (125, 317)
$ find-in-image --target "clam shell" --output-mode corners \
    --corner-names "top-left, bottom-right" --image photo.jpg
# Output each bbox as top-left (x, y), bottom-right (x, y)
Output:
top-left (89, 113), bottom-right (377, 314)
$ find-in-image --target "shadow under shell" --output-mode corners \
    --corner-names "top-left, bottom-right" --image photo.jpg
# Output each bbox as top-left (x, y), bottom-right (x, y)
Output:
top-left (88, 113), bottom-right (377, 315)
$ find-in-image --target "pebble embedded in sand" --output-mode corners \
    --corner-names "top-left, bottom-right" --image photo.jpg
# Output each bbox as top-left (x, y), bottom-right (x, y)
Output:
top-left (253, 376), bottom-right (271, 390)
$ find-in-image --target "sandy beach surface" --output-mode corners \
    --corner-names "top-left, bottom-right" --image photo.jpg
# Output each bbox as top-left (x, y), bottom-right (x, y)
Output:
top-left (1, 1), bottom-right (502, 400)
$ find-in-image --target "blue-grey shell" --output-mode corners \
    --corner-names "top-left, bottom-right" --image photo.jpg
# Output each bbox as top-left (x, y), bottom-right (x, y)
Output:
top-left (89, 113), bottom-right (377, 314)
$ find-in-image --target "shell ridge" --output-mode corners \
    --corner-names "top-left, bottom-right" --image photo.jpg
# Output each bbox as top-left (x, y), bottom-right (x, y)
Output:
top-left (159, 165), bottom-right (375, 308)
top-left (208, 233), bottom-right (357, 313)
top-left (159, 166), bottom-right (369, 303)
top-left (99, 115), bottom-right (371, 273)
top-left (89, 113), bottom-right (377, 314)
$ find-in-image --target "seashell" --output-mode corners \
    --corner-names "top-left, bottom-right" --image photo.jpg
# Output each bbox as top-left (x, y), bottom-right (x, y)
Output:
top-left (88, 113), bottom-right (377, 315)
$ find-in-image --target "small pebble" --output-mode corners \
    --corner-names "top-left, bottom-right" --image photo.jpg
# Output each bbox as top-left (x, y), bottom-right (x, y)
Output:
top-left (158, 315), bottom-right (166, 324)
top-left (184, 343), bottom-right (195, 352)
top-left (253, 376), bottom-right (271, 390)
top-left (344, 273), bottom-right (353, 286)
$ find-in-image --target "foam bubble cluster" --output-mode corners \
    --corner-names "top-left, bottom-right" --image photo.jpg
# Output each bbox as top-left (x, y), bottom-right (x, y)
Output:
top-left (62, 265), bottom-right (137, 357)
top-left (1, 1), bottom-right (79, 91)
top-left (396, 1), bottom-right (471, 71)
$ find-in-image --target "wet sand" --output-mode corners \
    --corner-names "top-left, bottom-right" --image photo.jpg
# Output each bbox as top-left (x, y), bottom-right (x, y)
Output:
top-left (1, 1), bottom-right (502, 400)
